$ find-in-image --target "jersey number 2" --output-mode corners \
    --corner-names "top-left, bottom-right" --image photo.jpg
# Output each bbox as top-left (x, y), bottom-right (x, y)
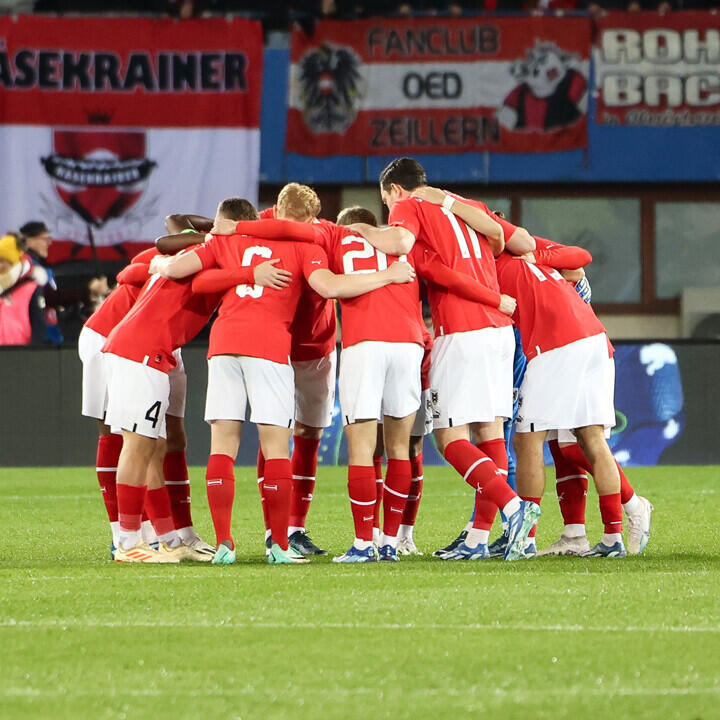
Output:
top-left (236, 246), bottom-right (273, 298)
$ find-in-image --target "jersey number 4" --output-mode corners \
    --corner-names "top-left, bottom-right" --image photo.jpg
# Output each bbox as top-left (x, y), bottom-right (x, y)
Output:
top-left (236, 246), bottom-right (273, 298)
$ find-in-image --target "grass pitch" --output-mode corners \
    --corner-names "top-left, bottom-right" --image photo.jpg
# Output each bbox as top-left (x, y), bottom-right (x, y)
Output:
top-left (1, 465), bottom-right (719, 720)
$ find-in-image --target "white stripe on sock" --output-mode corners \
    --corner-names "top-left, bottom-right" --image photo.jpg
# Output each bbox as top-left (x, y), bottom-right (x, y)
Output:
top-left (384, 485), bottom-right (409, 499)
top-left (350, 498), bottom-right (376, 506)
top-left (96, 467), bottom-right (117, 472)
top-left (556, 474), bottom-right (587, 482)
top-left (292, 475), bottom-right (315, 481)
top-left (462, 457), bottom-right (490, 483)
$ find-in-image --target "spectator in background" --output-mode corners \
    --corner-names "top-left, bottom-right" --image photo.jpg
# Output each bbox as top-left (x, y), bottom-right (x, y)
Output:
top-left (0, 234), bottom-right (46, 346)
top-left (20, 220), bottom-right (110, 344)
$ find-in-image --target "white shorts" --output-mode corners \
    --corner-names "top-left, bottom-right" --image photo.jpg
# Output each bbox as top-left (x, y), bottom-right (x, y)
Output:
top-left (429, 326), bottom-right (514, 429)
top-left (167, 349), bottom-right (187, 419)
top-left (339, 341), bottom-right (423, 425)
top-left (516, 333), bottom-right (615, 434)
top-left (104, 353), bottom-right (170, 439)
top-left (411, 388), bottom-right (434, 437)
top-left (205, 354), bottom-right (295, 427)
top-left (292, 350), bottom-right (336, 428)
top-left (78, 326), bottom-right (108, 420)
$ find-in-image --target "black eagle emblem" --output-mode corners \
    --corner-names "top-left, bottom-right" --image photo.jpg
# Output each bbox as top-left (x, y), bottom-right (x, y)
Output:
top-left (298, 43), bottom-right (365, 134)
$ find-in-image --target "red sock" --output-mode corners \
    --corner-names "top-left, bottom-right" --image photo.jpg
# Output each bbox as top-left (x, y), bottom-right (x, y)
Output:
top-left (163, 450), bottom-right (192, 530)
top-left (290, 435), bottom-right (320, 529)
top-left (444, 439), bottom-right (516, 511)
top-left (145, 486), bottom-right (176, 540)
top-left (561, 442), bottom-right (634, 505)
top-left (549, 440), bottom-right (588, 526)
top-left (521, 496), bottom-right (542, 537)
top-left (599, 492), bottom-right (623, 534)
top-left (382, 459), bottom-right (411, 539)
top-left (472, 438), bottom-right (510, 530)
top-left (348, 465), bottom-right (376, 542)
top-left (206, 454), bottom-right (235, 548)
top-left (373, 456), bottom-right (383, 531)
top-left (96, 433), bottom-right (122, 523)
top-left (401, 453), bottom-right (424, 527)
top-left (257, 449), bottom-right (270, 532)
top-left (117, 483), bottom-right (147, 533)
top-left (263, 459), bottom-right (292, 550)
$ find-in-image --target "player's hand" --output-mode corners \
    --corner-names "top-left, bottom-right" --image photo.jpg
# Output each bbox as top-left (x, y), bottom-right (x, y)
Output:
top-left (514, 251), bottom-right (536, 263)
top-left (149, 254), bottom-right (170, 276)
top-left (498, 294), bottom-right (516, 315)
top-left (411, 186), bottom-right (447, 206)
top-left (387, 260), bottom-right (416, 284)
top-left (210, 218), bottom-right (238, 235)
top-left (253, 258), bottom-right (292, 290)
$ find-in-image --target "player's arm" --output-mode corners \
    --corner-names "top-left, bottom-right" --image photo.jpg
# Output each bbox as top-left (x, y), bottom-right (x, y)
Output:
top-left (305, 245), bottom-right (415, 299)
top-left (116, 262), bottom-right (150, 287)
top-left (150, 250), bottom-right (204, 279)
top-left (192, 260), bottom-right (293, 294)
top-left (232, 219), bottom-right (317, 244)
top-left (344, 222), bottom-right (416, 256)
top-left (411, 186), bottom-right (505, 255)
top-left (156, 229), bottom-right (203, 254)
top-left (528, 237), bottom-right (592, 269)
top-left (414, 246), bottom-right (515, 315)
top-left (165, 214), bottom-right (213, 234)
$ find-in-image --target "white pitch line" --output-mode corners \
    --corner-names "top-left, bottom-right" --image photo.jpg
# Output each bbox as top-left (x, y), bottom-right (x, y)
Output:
top-left (1, 618), bottom-right (718, 633)
top-left (3, 685), bottom-right (720, 700)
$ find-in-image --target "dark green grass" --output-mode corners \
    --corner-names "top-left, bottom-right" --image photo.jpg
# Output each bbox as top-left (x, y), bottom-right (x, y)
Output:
top-left (1, 466), bottom-right (719, 720)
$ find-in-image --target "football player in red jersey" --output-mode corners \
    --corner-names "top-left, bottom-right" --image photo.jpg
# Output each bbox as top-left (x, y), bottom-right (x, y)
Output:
top-left (160, 184), bottom-right (338, 558)
top-left (347, 158), bottom-right (539, 561)
top-left (103, 200), bottom-right (289, 563)
top-left (154, 211), bottom-right (415, 565)
top-left (421, 191), bottom-right (634, 557)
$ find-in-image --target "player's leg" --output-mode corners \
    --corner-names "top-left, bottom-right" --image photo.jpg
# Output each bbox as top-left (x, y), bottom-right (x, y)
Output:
top-left (257, 423), bottom-right (308, 564)
top-left (203, 355), bottom-right (249, 564)
top-left (574, 425), bottom-right (626, 557)
top-left (378, 412), bottom-right (416, 561)
top-left (163, 415), bottom-right (213, 558)
top-left (537, 434), bottom-right (591, 556)
top-left (79, 327), bottom-right (121, 553)
top-left (513, 428), bottom-right (548, 557)
top-left (333, 419), bottom-right (379, 563)
top-left (397, 433), bottom-right (425, 555)
top-left (105, 353), bottom-right (176, 563)
top-left (289, 351), bottom-right (336, 555)
top-left (242, 355), bottom-right (307, 564)
top-left (559, 441), bottom-right (653, 554)
top-left (206, 419), bottom-right (242, 564)
top-left (372, 423), bottom-right (384, 546)
top-left (333, 342), bottom-right (387, 563)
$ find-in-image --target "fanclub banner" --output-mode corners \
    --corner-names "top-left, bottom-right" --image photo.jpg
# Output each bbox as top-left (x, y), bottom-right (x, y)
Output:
top-left (287, 17), bottom-right (590, 156)
top-left (0, 16), bottom-right (262, 264)
top-left (594, 12), bottom-right (720, 127)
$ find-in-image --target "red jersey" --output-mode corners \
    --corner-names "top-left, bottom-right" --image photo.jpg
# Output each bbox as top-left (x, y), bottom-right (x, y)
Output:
top-left (314, 222), bottom-right (423, 349)
top-left (259, 207), bottom-right (336, 361)
top-left (495, 251), bottom-right (606, 362)
top-left (85, 248), bottom-right (159, 338)
top-left (194, 233), bottom-right (329, 364)
top-left (390, 194), bottom-right (511, 336)
top-left (102, 248), bottom-right (220, 373)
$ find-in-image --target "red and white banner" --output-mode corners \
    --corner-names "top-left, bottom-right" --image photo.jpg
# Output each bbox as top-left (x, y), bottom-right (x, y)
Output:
top-left (287, 17), bottom-right (590, 156)
top-left (0, 16), bottom-right (263, 264)
top-left (594, 12), bottom-right (720, 126)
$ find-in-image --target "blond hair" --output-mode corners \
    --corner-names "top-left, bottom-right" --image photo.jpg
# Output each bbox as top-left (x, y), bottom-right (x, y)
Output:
top-left (276, 183), bottom-right (321, 221)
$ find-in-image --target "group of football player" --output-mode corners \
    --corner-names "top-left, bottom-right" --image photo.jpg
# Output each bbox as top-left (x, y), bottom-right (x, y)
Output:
top-left (79, 156), bottom-right (653, 565)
